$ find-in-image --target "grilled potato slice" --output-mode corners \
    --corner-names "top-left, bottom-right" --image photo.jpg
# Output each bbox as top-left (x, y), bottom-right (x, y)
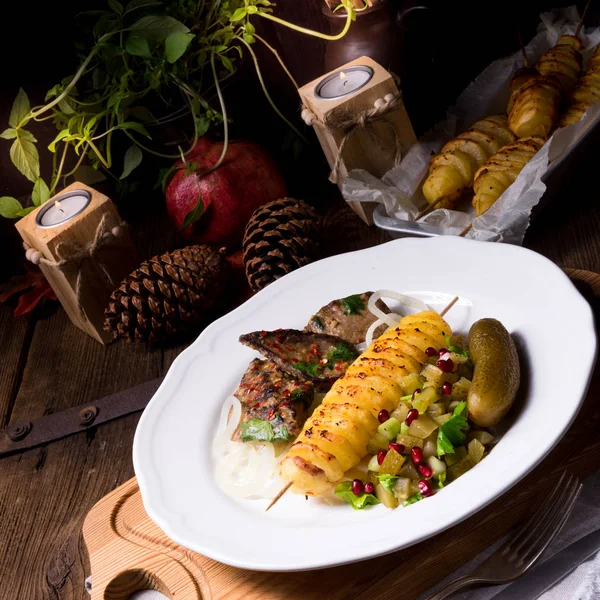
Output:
top-left (279, 311), bottom-right (453, 495)
top-left (559, 45), bottom-right (600, 127)
top-left (508, 74), bottom-right (561, 138)
top-left (472, 136), bottom-right (545, 216)
top-left (423, 116), bottom-right (516, 209)
top-left (537, 35), bottom-right (583, 93)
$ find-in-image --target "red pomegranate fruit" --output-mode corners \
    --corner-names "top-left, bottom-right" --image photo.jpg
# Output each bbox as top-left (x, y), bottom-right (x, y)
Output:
top-left (165, 138), bottom-right (286, 248)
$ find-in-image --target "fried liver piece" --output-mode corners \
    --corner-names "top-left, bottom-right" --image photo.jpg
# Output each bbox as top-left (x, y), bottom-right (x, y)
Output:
top-left (233, 359), bottom-right (314, 442)
top-left (305, 292), bottom-right (389, 344)
top-left (239, 329), bottom-right (358, 385)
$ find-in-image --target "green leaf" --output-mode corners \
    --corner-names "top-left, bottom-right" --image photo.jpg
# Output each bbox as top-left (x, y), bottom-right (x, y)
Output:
top-left (120, 144), bottom-right (143, 179)
top-left (436, 403), bottom-right (469, 457)
top-left (326, 343), bottom-right (358, 363)
top-left (71, 165), bottom-right (107, 185)
top-left (240, 418), bottom-right (291, 443)
top-left (10, 137), bottom-right (39, 183)
top-left (310, 315), bottom-right (324, 331)
top-left (230, 7), bottom-right (247, 21)
top-left (246, 22), bottom-right (255, 35)
top-left (334, 481), bottom-right (380, 510)
top-left (94, 13), bottom-right (120, 38)
top-left (117, 121), bottom-right (151, 138)
top-left (32, 178), bottom-right (50, 207)
top-left (108, 0), bottom-right (124, 15)
top-left (221, 55), bottom-right (234, 72)
top-left (246, 5), bottom-right (258, 14)
top-left (48, 129), bottom-right (70, 153)
top-left (124, 0), bottom-right (162, 14)
top-left (18, 130), bottom-right (37, 143)
top-left (445, 336), bottom-right (470, 358)
top-left (0, 128), bottom-right (17, 140)
top-left (165, 32), bottom-right (194, 63)
top-left (125, 33), bottom-right (152, 57)
top-left (195, 115), bottom-right (211, 137)
top-left (403, 492), bottom-right (424, 507)
top-left (437, 471), bottom-right (446, 488)
top-left (179, 195), bottom-right (204, 230)
top-left (45, 84), bottom-right (62, 101)
top-left (129, 15), bottom-right (189, 41)
top-left (58, 97), bottom-right (75, 115)
top-left (341, 294), bottom-right (365, 315)
top-left (0, 197), bottom-right (24, 219)
top-left (377, 474), bottom-right (399, 495)
top-left (16, 206), bottom-right (36, 217)
top-left (243, 33), bottom-right (255, 44)
top-left (9, 88), bottom-right (30, 128)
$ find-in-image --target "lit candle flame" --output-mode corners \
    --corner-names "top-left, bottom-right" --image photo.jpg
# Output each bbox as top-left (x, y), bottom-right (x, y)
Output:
top-left (55, 200), bottom-right (65, 213)
top-left (340, 71), bottom-right (348, 86)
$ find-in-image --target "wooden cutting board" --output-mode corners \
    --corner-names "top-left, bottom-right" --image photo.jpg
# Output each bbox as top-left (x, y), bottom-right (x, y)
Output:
top-left (83, 269), bottom-right (600, 600)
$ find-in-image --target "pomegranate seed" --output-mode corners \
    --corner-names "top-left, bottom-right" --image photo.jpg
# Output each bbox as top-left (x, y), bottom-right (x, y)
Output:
top-left (389, 442), bottom-right (405, 454)
top-left (425, 347), bottom-right (439, 357)
top-left (352, 479), bottom-right (364, 495)
top-left (442, 381), bottom-right (453, 396)
top-left (437, 358), bottom-right (455, 373)
top-left (405, 408), bottom-right (419, 426)
top-left (364, 482), bottom-right (375, 495)
top-left (377, 450), bottom-right (388, 465)
top-left (378, 409), bottom-right (390, 423)
top-left (418, 464), bottom-right (433, 478)
top-left (438, 348), bottom-right (447, 355)
top-left (418, 479), bottom-right (434, 497)
top-left (411, 446), bottom-right (424, 464)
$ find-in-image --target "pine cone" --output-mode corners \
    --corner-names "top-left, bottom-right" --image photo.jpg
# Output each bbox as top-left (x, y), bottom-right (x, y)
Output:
top-left (104, 245), bottom-right (229, 343)
top-left (243, 198), bottom-right (320, 292)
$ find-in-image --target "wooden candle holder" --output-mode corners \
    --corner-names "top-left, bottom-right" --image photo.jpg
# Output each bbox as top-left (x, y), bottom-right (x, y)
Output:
top-left (299, 56), bottom-right (416, 225)
top-left (15, 182), bottom-right (137, 344)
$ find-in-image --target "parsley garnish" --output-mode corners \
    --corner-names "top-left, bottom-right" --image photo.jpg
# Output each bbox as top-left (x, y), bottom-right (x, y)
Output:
top-left (326, 343), bottom-right (358, 363)
top-left (240, 419), bottom-right (291, 443)
top-left (291, 389), bottom-right (305, 402)
top-left (437, 401), bottom-right (469, 456)
top-left (445, 335), bottom-right (470, 358)
top-left (335, 481), bottom-right (380, 510)
top-left (341, 294), bottom-right (365, 315)
top-left (311, 316), bottom-right (325, 331)
top-left (293, 361), bottom-right (323, 376)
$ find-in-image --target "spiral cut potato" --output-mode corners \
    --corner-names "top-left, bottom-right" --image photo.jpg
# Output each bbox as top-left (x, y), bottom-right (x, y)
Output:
top-left (508, 73), bottom-right (561, 138)
top-left (472, 136), bottom-right (545, 216)
top-left (279, 310), bottom-right (452, 496)
top-left (559, 45), bottom-right (600, 127)
top-left (422, 116), bottom-right (516, 210)
top-left (536, 35), bottom-right (583, 93)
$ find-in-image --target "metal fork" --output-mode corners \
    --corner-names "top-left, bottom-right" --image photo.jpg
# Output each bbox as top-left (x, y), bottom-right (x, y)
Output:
top-left (422, 472), bottom-right (582, 600)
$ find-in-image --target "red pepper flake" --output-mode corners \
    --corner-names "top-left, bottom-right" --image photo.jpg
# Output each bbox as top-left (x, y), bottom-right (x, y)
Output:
top-left (310, 343), bottom-right (321, 357)
top-left (260, 330), bottom-right (267, 337)
top-left (285, 345), bottom-right (294, 351)
top-left (291, 358), bottom-right (299, 363)
top-left (281, 401), bottom-right (289, 407)
top-left (303, 384), bottom-right (312, 391)
top-left (267, 409), bottom-right (275, 420)
top-left (272, 344), bottom-right (281, 352)
top-left (276, 334), bottom-right (284, 343)
top-left (282, 389), bottom-right (291, 398)
top-left (253, 403), bottom-right (260, 408)
top-left (274, 381), bottom-right (281, 388)
top-left (334, 363), bottom-right (344, 371)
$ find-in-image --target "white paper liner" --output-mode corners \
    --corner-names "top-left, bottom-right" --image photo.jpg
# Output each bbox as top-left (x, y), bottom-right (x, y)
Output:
top-left (342, 6), bottom-right (600, 245)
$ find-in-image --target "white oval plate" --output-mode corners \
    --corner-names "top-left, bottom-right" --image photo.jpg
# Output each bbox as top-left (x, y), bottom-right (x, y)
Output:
top-left (134, 237), bottom-right (597, 572)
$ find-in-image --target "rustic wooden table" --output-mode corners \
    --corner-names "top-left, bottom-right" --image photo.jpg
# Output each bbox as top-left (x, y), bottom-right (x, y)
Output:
top-left (2, 136), bottom-right (600, 599)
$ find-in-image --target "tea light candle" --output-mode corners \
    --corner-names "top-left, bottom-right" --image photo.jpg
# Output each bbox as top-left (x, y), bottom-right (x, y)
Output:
top-left (35, 190), bottom-right (91, 228)
top-left (316, 65), bottom-right (374, 99)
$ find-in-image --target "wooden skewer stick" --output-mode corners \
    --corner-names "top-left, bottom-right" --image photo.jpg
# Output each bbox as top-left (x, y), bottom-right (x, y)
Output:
top-left (266, 482), bottom-right (292, 511)
top-left (517, 26), bottom-right (529, 67)
top-left (458, 223), bottom-right (473, 237)
top-left (576, 0), bottom-right (591, 37)
top-left (265, 295), bottom-right (461, 512)
top-left (414, 195), bottom-right (449, 221)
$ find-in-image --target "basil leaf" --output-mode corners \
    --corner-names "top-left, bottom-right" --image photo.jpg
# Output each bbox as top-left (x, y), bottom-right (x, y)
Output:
top-left (32, 178), bottom-right (50, 207)
top-left (120, 144), bottom-right (143, 179)
top-left (179, 196), bottom-right (204, 231)
top-left (9, 88), bottom-right (30, 128)
top-left (126, 33), bottom-right (152, 57)
top-left (0, 128), bottom-right (17, 140)
top-left (124, 0), bottom-right (162, 15)
top-left (377, 474), bottom-right (398, 495)
top-left (335, 481), bottom-right (380, 510)
top-left (341, 294), bottom-right (365, 315)
top-left (165, 32), bottom-right (194, 64)
top-left (0, 197), bottom-right (24, 219)
top-left (108, 0), bottom-right (124, 15)
top-left (129, 15), bottom-right (189, 41)
top-left (10, 137), bottom-right (39, 183)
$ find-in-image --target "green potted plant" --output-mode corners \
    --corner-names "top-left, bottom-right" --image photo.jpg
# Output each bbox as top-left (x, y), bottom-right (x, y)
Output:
top-left (0, 0), bottom-right (356, 221)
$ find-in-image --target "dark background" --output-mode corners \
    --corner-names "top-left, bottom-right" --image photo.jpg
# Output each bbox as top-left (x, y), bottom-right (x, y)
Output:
top-left (1, 0), bottom-right (598, 282)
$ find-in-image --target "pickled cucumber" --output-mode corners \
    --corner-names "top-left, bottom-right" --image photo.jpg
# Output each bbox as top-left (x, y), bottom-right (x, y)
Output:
top-left (467, 318), bottom-right (520, 427)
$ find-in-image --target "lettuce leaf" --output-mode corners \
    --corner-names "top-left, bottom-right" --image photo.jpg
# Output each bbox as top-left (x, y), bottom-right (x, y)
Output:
top-left (377, 474), bottom-right (399, 494)
top-left (437, 401), bottom-right (469, 457)
top-left (403, 492), bottom-right (424, 506)
top-left (335, 481), bottom-right (380, 510)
